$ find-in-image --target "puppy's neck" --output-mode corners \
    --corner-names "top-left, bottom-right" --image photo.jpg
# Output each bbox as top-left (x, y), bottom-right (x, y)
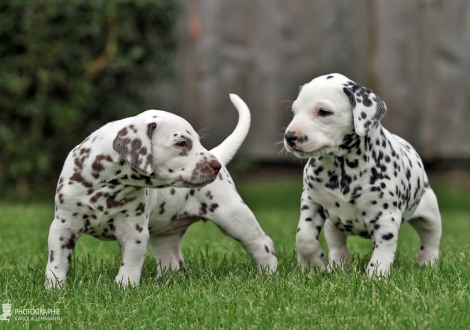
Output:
top-left (334, 126), bottom-right (384, 161)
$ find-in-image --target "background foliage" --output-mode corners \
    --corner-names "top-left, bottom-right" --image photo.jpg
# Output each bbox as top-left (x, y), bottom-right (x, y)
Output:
top-left (0, 0), bottom-right (180, 199)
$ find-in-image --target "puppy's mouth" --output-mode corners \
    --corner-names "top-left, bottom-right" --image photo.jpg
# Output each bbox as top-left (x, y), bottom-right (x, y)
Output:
top-left (172, 176), bottom-right (217, 188)
top-left (287, 145), bottom-right (331, 158)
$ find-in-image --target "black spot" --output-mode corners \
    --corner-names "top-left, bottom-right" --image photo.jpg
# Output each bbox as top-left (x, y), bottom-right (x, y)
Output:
top-left (382, 233), bottom-right (394, 240)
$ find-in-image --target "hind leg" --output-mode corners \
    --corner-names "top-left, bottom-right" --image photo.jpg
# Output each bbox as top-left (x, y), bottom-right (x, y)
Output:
top-left (408, 188), bottom-right (442, 266)
top-left (148, 221), bottom-right (195, 276)
top-left (210, 202), bottom-right (278, 274)
top-left (45, 218), bottom-right (80, 289)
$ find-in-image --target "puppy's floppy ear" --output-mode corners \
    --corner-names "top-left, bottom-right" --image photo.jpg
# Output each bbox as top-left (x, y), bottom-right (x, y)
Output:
top-left (113, 121), bottom-right (157, 175)
top-left (343, 83), bottom-right (387, 136)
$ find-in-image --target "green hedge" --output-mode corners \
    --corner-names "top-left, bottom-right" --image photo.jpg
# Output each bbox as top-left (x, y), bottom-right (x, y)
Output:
top-left (0, 0), bottom-right (180, 199)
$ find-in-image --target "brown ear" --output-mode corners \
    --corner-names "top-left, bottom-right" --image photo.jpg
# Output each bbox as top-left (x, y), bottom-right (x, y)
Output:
top-left (113, 122), bottom-right (157, 175)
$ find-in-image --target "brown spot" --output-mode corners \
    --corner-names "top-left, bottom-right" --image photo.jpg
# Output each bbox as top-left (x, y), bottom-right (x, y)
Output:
top-left (117, 127), bottom-right (128, 137)
top-left (49, 250), bottom-right (54, 262)
top-left (265, 245), bottom-right (270, 253)
top-left (147, 122), bottom-right (157, 139)
top-left (136, 240), bottom-right (141, 244)
top-left (58, 193), bottom-right (64, 204)
top-left (170, 188), bottom-right (176, 195)
top-left (69, 172), bottom-right (92, 189)
top-left (67, 253), bottom-right (72, 263)
top-left (209, 203), bottom-right (219, 212)
top-left (92, 154), bottom-right (113, 172)
top-left (199, 203), bottom-right (208, 215)
top-left (106, 192), bottom-right (136, 209)
top-left (135, 224), bottom-right (143, 232)
top-left (90, 193), bottom-right (104, 204)
top-left (80, 148), bottom-right (91, 155)
top-left (136, 203), bottom-right (145, 213)
top-left (65, 234), bottom-right (76, 250)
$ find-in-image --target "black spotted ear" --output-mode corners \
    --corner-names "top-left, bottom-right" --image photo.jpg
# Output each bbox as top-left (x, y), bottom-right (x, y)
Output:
top-left (113, 122), bottom-right (157, 175)
top-left (343, 83), bottom-right (387, 136)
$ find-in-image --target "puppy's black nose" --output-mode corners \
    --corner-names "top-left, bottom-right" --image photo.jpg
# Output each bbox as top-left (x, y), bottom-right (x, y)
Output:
top-left (284, 131), bottom-right (298, 147)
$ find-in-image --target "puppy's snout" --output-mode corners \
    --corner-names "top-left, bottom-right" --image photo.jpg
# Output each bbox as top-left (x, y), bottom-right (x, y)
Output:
top-left (285, 131), bottom-right (298, 147)
top-left (209, 159), bottom-right (221, 174)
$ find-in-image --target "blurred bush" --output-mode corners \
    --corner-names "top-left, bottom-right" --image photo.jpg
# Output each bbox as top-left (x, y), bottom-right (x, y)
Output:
top-left (0, 0), bottom-right (180, 199)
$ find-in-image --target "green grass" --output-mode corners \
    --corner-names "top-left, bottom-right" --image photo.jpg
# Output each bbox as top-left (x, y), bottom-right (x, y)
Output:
top-left (0, 175), bottom-right (469, 329)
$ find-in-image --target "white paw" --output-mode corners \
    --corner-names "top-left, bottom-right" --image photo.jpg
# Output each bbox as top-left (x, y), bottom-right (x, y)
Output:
top-left (418, 249), bottom-right (439, 266)
top-left (44, 277), bottom-right (65, 290)
top-left (367, 261), bottom-right (390, 278)
top-left (115, 275), bottom-right (139, 287)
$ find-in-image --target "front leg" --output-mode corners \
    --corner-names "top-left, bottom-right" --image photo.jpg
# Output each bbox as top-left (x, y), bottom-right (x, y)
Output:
top-left (367, 213), bottom-right (401, 277)
top-left (296, 197), bottom-right (326, 274)
top-left (114, 217), bottom-right (149, 286)
top-left (324, 218), bottom-right (349, 271)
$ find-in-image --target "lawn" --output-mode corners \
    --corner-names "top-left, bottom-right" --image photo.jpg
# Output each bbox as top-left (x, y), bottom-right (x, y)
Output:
top-left (0, 172), bottom-right (469, 329)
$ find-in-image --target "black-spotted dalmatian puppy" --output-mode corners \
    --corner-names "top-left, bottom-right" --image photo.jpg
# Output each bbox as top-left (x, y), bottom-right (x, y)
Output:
top-left (284, 73), bottom-right (441, 277)
top-left (46, 108), bottom-right (222, 288)
top-left (146, 94), bottom-right (278, 275)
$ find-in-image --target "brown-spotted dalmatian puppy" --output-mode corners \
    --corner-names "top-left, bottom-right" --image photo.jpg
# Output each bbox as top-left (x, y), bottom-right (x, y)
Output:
top-left (46, 108), bottom-right (222, 288)
top-left (146, 94), bottom-right (278, 276)
top-left (284, 73), bottom-right (442, 277)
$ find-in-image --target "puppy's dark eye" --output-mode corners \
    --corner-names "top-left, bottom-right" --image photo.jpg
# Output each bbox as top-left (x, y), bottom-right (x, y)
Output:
top-left (318, 109), bottom-right (333, 117)
top-left (175, 141), bottom-right (187, 147)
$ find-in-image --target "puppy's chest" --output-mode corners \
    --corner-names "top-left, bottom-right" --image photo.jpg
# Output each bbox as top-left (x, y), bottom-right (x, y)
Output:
top-left (304, 158), bottom-right (378, 237)
top-left (313, 186), bottom-right (371, 237)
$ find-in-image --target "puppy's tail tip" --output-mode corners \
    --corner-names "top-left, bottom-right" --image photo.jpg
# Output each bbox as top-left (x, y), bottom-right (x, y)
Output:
top-left (211, 94), bottom-right (251, 166)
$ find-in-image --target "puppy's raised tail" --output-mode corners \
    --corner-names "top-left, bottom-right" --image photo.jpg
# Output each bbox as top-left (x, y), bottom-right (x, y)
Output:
top-left (210, 94), bottom-right (251, 166)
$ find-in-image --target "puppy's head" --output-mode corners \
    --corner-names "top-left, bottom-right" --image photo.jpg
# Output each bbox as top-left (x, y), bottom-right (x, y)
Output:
top-left (284, 73), bottom-right (387, 158)
top-left (113, 110), bottom-right (221, 188)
